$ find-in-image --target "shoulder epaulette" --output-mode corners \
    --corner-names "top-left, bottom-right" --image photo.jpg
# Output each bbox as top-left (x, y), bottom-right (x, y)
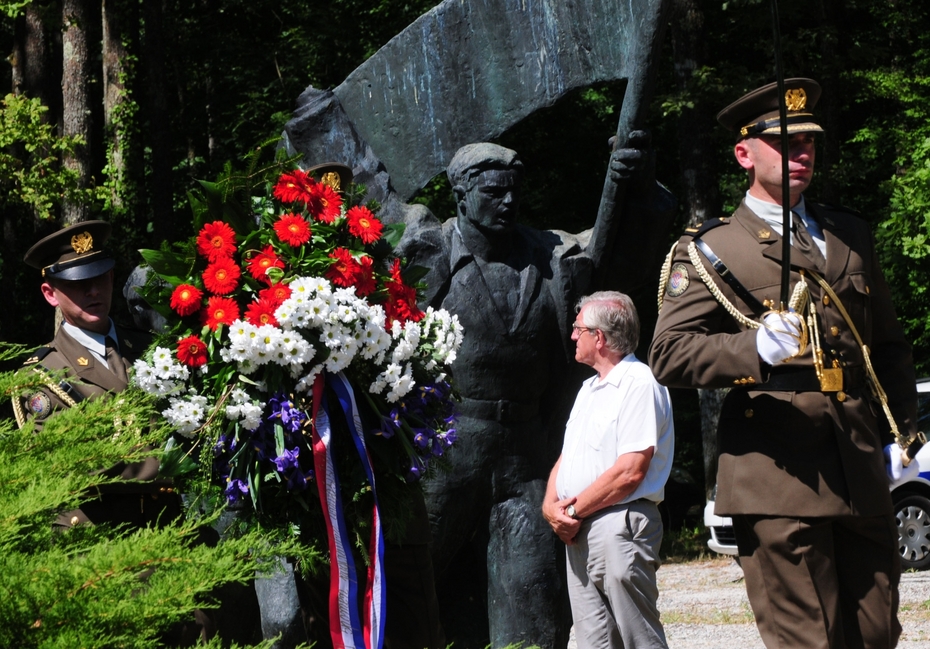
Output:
top-left (812, 202), bottom-right (865, 220)
top-left (684, 217), bottom-right (731, 238)
top-left (21, 346), bottom-right (53, 366)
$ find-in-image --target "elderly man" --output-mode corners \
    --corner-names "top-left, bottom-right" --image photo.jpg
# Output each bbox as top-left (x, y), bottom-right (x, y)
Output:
top-left (543, 291), bottom-right (673, 649)
top-left (395, 136), bottom-right (675, 647)
top-left (649, 78), bottom-right (918, 649)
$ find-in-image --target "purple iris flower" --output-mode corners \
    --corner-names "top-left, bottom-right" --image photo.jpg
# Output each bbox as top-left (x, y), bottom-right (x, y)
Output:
top-left (225, 478), bottom-right (249, 503)
top-left (413, 429), bottom-right (431, 450)
top-left (407, 459), bottom-right (424, 483)
top-left (273, 447), bottom-right (300, 473)
top-left (287, 467), bottom-right (314, 491)
top-left (268, 393), bottom-right (307, 434)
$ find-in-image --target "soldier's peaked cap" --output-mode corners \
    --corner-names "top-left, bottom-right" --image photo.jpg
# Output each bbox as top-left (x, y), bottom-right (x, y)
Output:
top-left (24, 220), bottom-right (115, 281)
top-left (717, 78), bottom-right (823, 140)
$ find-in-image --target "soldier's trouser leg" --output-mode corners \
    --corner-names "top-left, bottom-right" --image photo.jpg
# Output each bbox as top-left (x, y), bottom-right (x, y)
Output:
top-left (487, 479), bottom-right (571, 649)
top-left (734, 514), bottom-right (901, 649)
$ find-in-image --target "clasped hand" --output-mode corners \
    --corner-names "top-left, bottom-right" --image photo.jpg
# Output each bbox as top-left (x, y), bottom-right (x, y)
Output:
top-left (608, 130), bottom-right (652, 183)
top-left (756, 310), bottom-right (803, 365)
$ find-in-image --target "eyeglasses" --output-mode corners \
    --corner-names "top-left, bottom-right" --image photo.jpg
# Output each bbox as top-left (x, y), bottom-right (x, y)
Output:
top-left (571, 324), bottom-right (598, 336)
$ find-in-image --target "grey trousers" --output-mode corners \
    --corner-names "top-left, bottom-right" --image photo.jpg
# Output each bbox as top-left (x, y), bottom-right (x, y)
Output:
top-left (566, 500), bottom-right (668, 649)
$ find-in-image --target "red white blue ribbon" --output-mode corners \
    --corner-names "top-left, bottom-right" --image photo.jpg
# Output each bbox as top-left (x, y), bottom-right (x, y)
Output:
top-left (311, 372), bottom-right (385, 649)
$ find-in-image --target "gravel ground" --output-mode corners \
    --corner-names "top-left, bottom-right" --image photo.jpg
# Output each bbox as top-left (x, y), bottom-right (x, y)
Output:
top-left (567, 557), bottom-right (930, 648)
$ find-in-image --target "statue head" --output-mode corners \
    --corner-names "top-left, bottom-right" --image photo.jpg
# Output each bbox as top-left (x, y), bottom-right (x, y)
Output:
top-left (448, 143), bottom-right (524, 237)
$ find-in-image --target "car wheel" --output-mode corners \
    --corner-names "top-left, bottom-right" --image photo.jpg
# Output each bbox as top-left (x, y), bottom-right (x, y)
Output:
top-left (894, 492), bottom-right (930, 571)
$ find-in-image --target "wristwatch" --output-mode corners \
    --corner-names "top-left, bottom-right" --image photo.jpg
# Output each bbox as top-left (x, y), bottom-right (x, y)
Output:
top-left (566, 504), bottom-right (579, 520)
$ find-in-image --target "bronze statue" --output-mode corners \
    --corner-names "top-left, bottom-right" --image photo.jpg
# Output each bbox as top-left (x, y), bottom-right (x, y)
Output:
top-left (394, 139), bottom-right (674, 648)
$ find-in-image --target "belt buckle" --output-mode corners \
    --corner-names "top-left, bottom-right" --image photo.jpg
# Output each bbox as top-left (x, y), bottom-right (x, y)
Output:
top-left (819, 367), bottom-right (844, 392)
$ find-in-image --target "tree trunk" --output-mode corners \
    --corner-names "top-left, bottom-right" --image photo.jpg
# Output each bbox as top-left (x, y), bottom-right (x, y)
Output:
top-left (102, 0), bottom-right (141, 217)
top-left (670, 0), bottom-right (724, 499)
top-left (61, 0), bottom-right (94, 224)
top-left (142, 0), bottom-right (173, 244)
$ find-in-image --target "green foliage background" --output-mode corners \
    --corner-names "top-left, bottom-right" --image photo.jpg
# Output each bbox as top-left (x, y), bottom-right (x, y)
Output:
top-left (0, 345), bottom-right (305, 648)
top-left (3, 0), bottom-right (929, 374)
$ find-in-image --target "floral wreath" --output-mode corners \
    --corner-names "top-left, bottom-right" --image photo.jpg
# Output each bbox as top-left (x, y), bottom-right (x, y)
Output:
top-left (134, 157), bottom-right (462, 649)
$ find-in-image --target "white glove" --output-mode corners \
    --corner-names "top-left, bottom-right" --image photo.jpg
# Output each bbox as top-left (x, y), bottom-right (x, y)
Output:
top-left (756, 311), bottom-right (803, 365)
top-left (884, 443), bottom-right (920, 485)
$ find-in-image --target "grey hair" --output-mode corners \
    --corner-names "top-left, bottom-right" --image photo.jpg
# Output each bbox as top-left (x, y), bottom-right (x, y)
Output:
top-left (576, 291), bottom-right (640, 356)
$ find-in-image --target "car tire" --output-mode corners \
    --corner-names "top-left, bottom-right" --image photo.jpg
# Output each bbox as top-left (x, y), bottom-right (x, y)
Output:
top-left (894, 491), bottom-right (930, 571)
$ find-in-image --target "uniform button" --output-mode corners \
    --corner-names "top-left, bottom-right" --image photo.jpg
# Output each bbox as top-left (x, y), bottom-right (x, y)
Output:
top-left (70, 516), bottom-right (80, 526)
top-left (823, 295), bottom-right (830, 306)
top-left (830, 326), bottom-right (840, 337)
top-left (745, 409), bottom-right (754, 418)
top-left (837, 391), bottom-right (847, 402)
top-left (866, 286), bottom-right (871, 294)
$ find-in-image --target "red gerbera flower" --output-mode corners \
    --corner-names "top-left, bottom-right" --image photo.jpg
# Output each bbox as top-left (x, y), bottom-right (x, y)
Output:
top-left (203, 296), bottom-right (240, 331)
top-left (246, 245), bottom-right (285, 285)
top-left (273, 169), bottom-right (316, 205)
top-left (353, 255), bottom-right (377, 297)
top-left (325, 247), bottom-right (361, 288)
top-left (385, 259), bottom-right (424, 323)
top-left (273, 213), bottom-right (312, 246)
top-left (311, 183), bottom-right (343, 223)
top-left (346, 206), bottom-right (383, 245)
top-left (177, 335), bottom-right (208, 367)
top-left (196, 221), bottom-right (237, 261)
top-left (259, 283), bottom-right (292, 306)
top-left (245, 298), bottom-right (280, 327)
top-left (169, 283), bottom-right (203, 316)
top-left (202, 257), bottom-right (241, 295)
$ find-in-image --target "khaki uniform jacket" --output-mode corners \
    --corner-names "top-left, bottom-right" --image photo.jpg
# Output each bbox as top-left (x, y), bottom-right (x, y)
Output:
top-left (16, 324), bottom-right (178, 528)
top-left (648, 200), bottom-right (917, 518)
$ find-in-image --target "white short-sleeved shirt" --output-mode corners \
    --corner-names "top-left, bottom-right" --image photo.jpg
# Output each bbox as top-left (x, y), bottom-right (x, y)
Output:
top-left (556, 354), bottom-right (674, 504)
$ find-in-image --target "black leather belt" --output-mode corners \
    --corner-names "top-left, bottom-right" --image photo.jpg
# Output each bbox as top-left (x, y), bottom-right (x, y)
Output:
top-left (751, 366), bottom-right (866, 392)
top-left (458, 398), bottom-right (540, 424)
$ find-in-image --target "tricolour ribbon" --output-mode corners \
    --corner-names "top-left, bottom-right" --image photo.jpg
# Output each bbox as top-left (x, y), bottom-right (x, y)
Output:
top-left (311, 372), bottom-right (386, 649)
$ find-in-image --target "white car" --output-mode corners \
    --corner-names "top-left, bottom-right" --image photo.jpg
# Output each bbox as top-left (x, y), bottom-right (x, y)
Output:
top-left (704, 378), bottom-right (930, 569)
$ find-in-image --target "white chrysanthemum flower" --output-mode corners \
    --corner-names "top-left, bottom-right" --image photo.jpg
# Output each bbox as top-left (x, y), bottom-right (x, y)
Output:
top-left (392, 363), bottom-right (415, 396)
top-left (403, 321), bottom-right (421, 346)
top-left (240, 402), bottom-right (264, 431)
top-left (132, 361), bottom-right (159, 393)
top-left (325, 348), bottom-right (353, 373)
top-left (391, 338), bottom-right (416, 364)
top-left (163, 394), bottom-right (210, 437)
top-left (311, 277), bottom-right (332, 295)
top-left (369, 376), bottom-right (387, 394)
top-left (320, 322), bottom-right (351, 349)
top-left (305, 296), bottom-right (330, 328)
top-left (391, 319), bottom-right (404, 338)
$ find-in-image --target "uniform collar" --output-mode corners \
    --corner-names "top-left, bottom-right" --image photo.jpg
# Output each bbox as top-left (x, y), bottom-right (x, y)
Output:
top-left (62, 319), bottom-right (117, 356)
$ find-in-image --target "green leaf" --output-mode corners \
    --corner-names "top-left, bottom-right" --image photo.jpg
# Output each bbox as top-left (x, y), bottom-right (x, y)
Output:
top-left (138, 249), bottom-right (193, 287)
top-left (403, 264), bottom-right (430, 285)
top-left (197, 179), bottom-right (255, 236)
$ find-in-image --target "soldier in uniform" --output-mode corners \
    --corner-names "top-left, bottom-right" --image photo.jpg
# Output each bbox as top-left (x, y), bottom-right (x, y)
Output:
top-left (649, 79), bottom-right (918, 649)
top-left (16, 219), bottom-right (179, 529)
